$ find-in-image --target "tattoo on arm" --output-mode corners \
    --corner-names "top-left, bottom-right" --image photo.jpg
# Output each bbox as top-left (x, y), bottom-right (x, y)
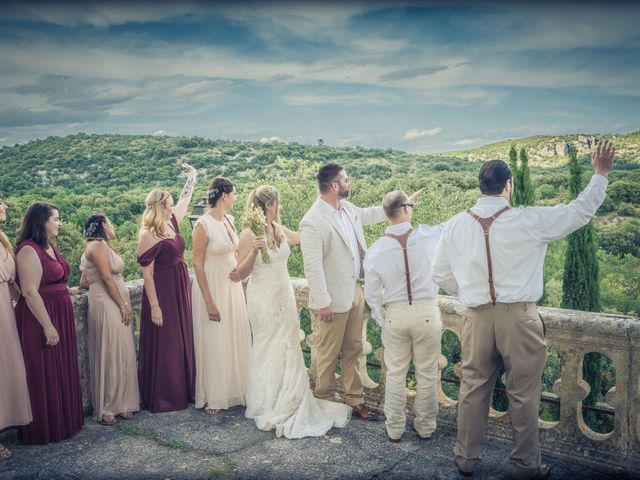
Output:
top-left (180, 176), bottom-right (196, 199)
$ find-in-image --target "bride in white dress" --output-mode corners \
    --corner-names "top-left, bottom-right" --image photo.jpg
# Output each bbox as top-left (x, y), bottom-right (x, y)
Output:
top-left (233, 185), bottom-right (351, 439)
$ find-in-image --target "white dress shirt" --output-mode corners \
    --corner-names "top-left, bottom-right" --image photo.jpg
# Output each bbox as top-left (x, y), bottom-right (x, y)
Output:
top-left (364, 222), bottom-right (444, 325)
top-left (432, 174), bottom-right (609, 307)
top-left (335, 206), bottom-right (361, 279)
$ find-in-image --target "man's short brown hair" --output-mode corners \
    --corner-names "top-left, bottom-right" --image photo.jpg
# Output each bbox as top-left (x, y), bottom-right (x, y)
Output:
top-left (382, 190), bottom-right (409, 219)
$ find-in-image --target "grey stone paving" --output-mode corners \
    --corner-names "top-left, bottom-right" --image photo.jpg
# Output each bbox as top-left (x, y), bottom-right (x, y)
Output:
top-left (0, 406), bottom-right (626, 479)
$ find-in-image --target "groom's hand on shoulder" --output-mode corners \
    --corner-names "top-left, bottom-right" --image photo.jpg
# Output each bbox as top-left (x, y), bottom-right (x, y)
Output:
top-left (319, 305), bottom-right (334, 323)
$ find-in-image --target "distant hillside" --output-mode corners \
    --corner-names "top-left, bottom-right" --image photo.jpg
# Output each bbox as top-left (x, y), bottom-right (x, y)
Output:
top-left (443, 131), bottom-right (640, 167)
top-left (0, 133), bottom-right (480, 196)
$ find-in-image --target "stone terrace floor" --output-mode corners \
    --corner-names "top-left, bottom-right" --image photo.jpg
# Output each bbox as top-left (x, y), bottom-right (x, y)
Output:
top-left (0, 406), bottom-right (626, 480)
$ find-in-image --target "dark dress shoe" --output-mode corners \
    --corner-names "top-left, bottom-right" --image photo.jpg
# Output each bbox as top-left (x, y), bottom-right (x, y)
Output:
top-left (351, 404), bottom-right (378, 421)
top-left (529, 464), bottom-right (551, 480)
top-left (455, 462), bottom-right (473, 477)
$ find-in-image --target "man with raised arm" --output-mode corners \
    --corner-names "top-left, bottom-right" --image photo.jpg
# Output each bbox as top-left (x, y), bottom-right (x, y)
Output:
top-left (300, 163), bottom-right (419, 421)
top-left (432, 141), bottom-right (615, 479)
top-left (364, 190), bottom-right (442, 442)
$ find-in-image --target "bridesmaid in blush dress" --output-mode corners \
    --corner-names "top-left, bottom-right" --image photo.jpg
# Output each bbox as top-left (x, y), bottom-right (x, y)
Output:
top-left (191, 177), bottom-right (261, 414)
top-left (80, 214), bottom-right (140, 426)
top-left (14, 202), bottom-right (84, 445)
top-left (137, 163), bottom-right (197, 413)
top-left (0, 199), bottom-right (32, 459)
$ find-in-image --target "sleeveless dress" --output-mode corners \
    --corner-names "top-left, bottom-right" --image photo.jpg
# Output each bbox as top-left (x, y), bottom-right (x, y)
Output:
top-left (191, 214), bottom-right (251, 410)
top-left (0, 243), bottom-right (32, 430)
top-left (245, 239), bottom-right (351, 438)
top-left (137, 215), bottom-right (195, 413)
top-left (81, 244), bottom-right (140, 421)
top-left (15, 240), bottom-right (84, 444)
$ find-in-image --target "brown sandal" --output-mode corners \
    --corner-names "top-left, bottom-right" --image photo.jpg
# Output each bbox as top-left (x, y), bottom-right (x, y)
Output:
top-left (100, 415), bottom-right (117, 426)
top-left (0, 443), bottom-right (12, 459)
top-left (118, 412), bottom-right (134, 420)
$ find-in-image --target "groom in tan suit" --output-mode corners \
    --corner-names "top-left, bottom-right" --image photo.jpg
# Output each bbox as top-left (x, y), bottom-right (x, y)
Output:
top-left (300, 163), bottom-right (420, 420)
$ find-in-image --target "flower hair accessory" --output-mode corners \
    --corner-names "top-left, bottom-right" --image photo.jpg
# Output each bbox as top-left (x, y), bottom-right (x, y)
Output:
top-left (85, 221), bottom-right (100, 238)
top-left (208, 187), bottom-right (220, 198)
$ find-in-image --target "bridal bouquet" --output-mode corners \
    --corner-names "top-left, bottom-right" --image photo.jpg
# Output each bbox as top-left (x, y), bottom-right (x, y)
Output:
top-left (242, 208), bottom-right (270, 264)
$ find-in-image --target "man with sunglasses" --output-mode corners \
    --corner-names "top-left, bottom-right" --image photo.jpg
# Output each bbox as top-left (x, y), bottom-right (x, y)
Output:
top-left (363, 190), bottom-right (443, 441)
top-left (432, 141), bottom-right (615, 479)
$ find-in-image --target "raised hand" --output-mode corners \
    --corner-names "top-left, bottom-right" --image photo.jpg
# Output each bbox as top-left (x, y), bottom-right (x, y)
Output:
top-left (408, 187), bottom-right (425, 206)
top-left (592, 140), bottom-right (615, 177)
top-left (181, 162), bottom-right (197, 177)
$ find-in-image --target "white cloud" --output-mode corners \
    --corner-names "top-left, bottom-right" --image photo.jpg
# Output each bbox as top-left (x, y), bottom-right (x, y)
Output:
top-left (403, 127), bottom-right (442, 140)
top-left (453, 138), bottom-right (480, 146)
top-left (259, 136), bottom-right (286, 144)
top-left (152, 130), bottom-right (166, 136)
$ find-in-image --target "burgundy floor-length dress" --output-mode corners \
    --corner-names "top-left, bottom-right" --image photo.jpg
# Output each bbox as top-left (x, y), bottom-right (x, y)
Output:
top-left (138, 214), bottom-right (195, 413)
top-left (15, 240), bottom-right (84, 444)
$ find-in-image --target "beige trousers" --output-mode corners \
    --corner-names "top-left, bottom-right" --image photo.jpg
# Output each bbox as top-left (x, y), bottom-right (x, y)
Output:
top-left (454, 302), bottom-right (547, 479)
top-left (382, 299), bottom-right (442, 439)
top-left (311, 283), bottom-right (365, 407)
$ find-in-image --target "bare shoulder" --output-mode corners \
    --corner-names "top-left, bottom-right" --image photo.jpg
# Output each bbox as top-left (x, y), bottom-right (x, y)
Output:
top-left (138, 230), bottom-right (160, 254)
top-left (16, 244), bottom-right (38, 261)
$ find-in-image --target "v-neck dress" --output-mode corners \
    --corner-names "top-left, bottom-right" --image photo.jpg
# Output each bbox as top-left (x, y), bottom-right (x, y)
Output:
top-left (15, 240), bottom-right (84, 444)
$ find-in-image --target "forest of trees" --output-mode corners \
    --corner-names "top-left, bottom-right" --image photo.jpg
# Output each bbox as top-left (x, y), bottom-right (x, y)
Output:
top-left (1, 133), bottom-right (638, 431)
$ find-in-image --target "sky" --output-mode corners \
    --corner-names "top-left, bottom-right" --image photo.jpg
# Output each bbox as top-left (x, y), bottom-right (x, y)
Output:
top-left (1, 0), bottom-right (639, 153)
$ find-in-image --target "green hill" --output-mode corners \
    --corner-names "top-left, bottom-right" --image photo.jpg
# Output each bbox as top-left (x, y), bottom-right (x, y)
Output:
top-left (0, 133), bottom-right (638, 316)
top-left (442, 131), bottom-right (640, 167)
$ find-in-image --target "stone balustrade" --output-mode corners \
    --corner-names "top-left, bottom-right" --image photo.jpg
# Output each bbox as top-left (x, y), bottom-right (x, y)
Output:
top-left (71, 276), bottom-right (639, 476)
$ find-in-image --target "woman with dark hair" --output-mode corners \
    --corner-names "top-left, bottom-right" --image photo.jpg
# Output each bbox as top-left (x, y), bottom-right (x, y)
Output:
top-left (79, 215), bottom-right (139, 426)
top-left (137, 163), bottom-right (197, 413)
top-left (0, 199), bottom-right (32, 458)
top-left (191, 177), bottom-right (263, 413)
top-left (14, 202), bottom-right (83, 444)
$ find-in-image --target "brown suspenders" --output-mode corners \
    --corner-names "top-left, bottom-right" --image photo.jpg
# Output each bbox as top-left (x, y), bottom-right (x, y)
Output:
top-left (384, 228), bottom-right (414, 305)
top-left (466, 206), bottom-right (511, 305)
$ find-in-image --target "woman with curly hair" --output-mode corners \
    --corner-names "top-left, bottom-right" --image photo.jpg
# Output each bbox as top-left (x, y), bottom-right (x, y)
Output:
top-left (80, 214), bottom-right (139, 425)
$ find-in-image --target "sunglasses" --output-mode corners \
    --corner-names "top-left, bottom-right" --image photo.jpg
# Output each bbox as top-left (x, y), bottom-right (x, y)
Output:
top-left (401, 203), bottom-right (415, 208)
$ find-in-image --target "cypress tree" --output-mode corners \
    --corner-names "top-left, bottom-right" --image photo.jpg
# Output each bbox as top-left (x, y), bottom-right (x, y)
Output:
top-left (561, 144), bottom-right (602, 429)
top-left (508, 144), bottom-right (519, 206)
top-left (517, 147), bottom-right (535, 206)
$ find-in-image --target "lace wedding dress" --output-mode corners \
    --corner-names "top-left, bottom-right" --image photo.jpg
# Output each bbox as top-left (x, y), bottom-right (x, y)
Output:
top-left (245, 239), bottom-right (351, 438)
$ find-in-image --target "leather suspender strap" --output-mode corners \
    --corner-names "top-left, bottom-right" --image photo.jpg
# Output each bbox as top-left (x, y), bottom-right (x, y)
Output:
top-left (466, 206), bottom-right (511, 305)
top-left (384, 228), bottom-right (414, 305)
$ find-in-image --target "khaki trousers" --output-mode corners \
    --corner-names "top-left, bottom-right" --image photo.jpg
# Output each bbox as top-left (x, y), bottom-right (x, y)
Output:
top-left (455, 302), bottom-right (547, 480)
top-left (381, 299), bottom-right (442, 439)
top-left (311, 283), bottom-right (365, 407)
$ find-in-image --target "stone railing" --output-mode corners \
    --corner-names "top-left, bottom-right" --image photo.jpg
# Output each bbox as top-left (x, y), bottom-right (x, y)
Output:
top-left (72, 277), bottom-right (639, 476)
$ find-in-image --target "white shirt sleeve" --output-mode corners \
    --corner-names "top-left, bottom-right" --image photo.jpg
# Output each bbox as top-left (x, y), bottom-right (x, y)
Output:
top-left (432, 226), bottom-right (459, 296)
top-left (363, 250), bottom-right (385, 327)
top-left (532, 174), bottom-right (609, 243)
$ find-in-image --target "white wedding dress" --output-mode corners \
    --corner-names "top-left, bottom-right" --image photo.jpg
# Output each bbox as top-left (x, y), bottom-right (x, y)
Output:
top-left (245, 239), bottom-right (351, 438)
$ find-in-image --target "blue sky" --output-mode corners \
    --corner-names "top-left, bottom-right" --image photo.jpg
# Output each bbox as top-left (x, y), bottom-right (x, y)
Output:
top-left (1, 1), bottom-right (639, 152)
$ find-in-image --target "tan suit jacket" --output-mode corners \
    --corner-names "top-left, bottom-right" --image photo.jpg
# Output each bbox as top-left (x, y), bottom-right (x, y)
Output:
top-left (300, 198), bottom-right (386, 313)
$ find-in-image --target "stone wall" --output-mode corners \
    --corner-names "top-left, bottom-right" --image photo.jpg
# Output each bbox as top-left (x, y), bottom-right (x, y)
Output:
top-left (71, 276), bottom-right (639, 475)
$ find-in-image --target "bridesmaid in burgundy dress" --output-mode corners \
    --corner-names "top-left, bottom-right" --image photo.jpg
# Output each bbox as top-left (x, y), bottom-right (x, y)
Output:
top-left (137, 163), bottom-right (197, 413)
top-left (14, 202), bottom-right (84, 444)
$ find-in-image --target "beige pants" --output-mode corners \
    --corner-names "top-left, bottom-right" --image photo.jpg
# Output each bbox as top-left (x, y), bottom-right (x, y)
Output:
top-left (382, 299), bottom-right (442, 439)
top-left (311, 283), bottom-right (365, 407)
top-left (455, 302), bottom-right (547, 479)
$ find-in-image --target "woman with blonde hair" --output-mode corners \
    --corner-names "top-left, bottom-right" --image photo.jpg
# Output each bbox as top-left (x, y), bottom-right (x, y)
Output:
top-left (0, 199), bottom-right (32, 458)
top-left (137, 163), bottom-right (197, 413)
top-left (191, 177), bottom-right (265, 414)
top-left (80, 214), bottom-right (139, 425)
top-left (235, 185), bottom-right (351, 438)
